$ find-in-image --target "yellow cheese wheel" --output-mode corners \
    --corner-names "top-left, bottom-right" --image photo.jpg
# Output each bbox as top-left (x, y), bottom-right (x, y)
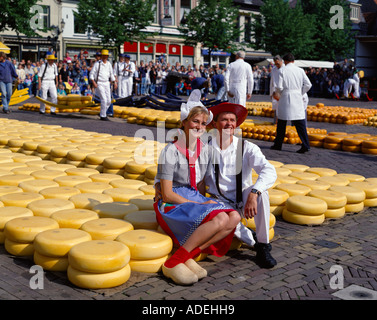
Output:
top-left (92, 202), bottom-right (139, 219)
top-left (109, 179), bottom-right (147, 189)
top-left (305, 167), bottom-right (337, 177)
top-left (34, 228), bottom-right (92, 257)
top-left (289, 172), bottom-right (320, 181)
top-left (0, 174), bottom-right (35, 186)
top-left (145, 166), bottom-right (157, 180)
top-left (348, 181), bottom-right (377, 199)
top-left (50, 147), bottom-right (77, 158)
top-left (0, 162), bottom-right (27, 171)
top-left (364, 197), bottom-right (377, 207)
top-left (275, 167), bottom-right (292, 176)
top-left (68, 240), bottom-right (131, 273)
top-left (11, 167), bottom-right (39, 175)
top-left (102, 157), bottom-right (132, 169)
top-left (0, 192), bottom-right (44, 207)
top-left (85, 153), bottom-right (112, 165)
top-left (75, 182), bottom-right (113, 194)
top-left (244, 213), bottom-right (276, 230)
top-left (316, 176), bottom-right (350, 186)
top-left (39, 186), bottom-right (81, 200)
top-left (129, 255), bottom-right (169, 273)
top-left (33, 251), bottom-right (69, 271)
top-left (335, 174), bottom-right (365, 182)
top-left (67, 150), bottom-right (94, 162)
top-left (138, 185), bottom-right (155, 195)
top-left (128, 195), bottom-right (155, 210)
top-left (274, 183), bottom-right (311, 196)
top-left (342, 145), bottom-right (361, 153)
top-left (282, 209), bottom-right (325, 226)
top-left (53, 175), bottom-right (92, 187)
top-left (67, 264), bottom-right (131, 289)
top-left (69, 193), bottom-right (113, 209)
top-left (345, 201), bottom-right (364, 213)
top-left (0, 206), bottom-right (33, 229)
top-left (281, 164), bottom-right (310, 172)
top-left (123, 172), bottom-right (145, 181)
top-left (276, 175), bottom-right (299, 184)
top-left (103, 188), bottom-right (144, 202)
top-left (36, 143), bottom-right (64, 154)
top-left (25, 160), bottom-right (56, 168)
top-left (0, 185), bottom-right (23, 196)
top-left (116, 229), bottom-right (173, 260)
top-left (30, 170), bottom-right (67, 180)
top-left (89, 173), bottom-right (124, 184)
top-left (50, 208), bottom-right (99, 229)
top-left (309, 189), bottom-right (347, 209)
top-left (268, 160), bottom-right (284, 168)
top-left (296, 179), bottom-right (331, 190)
top-left (328, 186), bottom-right (366, 204)
top-left (362, 140), bottom-right (377, 149)
top-left (4, 216), bottom-right (59, 243)
top-left (44, 164), bottom-right (76, 172)
top-left (125, 161), bottom-right (151, 174)
top-left (124, 210), bottom-right (158, 230)
top-left (4, 238), bottom-right (35, 256)
top-left (365, 178), bottom-right (377, 184)
top-left (80, 218), bottom-right (133, 240)
top-left (286, 195), bottom-right (328, 215)
top-left (65, 168), bottom-right (100, 177)
top-left (27, 198), bottom-right (75, 217)
top-left (19, 179), bottom-right (59, 193)
top-left (324, 207), bottom-right (346, 219)
top-left (323, 142), bottom-right (342, 150)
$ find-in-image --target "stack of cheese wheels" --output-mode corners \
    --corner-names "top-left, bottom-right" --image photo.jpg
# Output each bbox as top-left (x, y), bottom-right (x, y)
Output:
top-left (124, 210), bottom-right (158, 230)
top-left (50, 208), bottom-right (99, 229)
top-left (3, 216), bottom-right (59, 256)
top-left (80, 218), bottom-right (134, 240)
top-left (348, 181), bottom-right (377, 209)
top-left (67, 240), bottom-right (131, 289)
top-left (268, 189), bottom-right (289, 216)
top-left (33, 228), bottom-right (92, 271)
top-left (89, 173), bottom-right (124, 184)
top-left (282, 195), bottom-right (327, 225)
top-left (116, 229), bottom-right (173, 273)
top-left (144, 165), bottom-right (157, 185)
top-left (124, 161), bottom-right (154, 181)
top-left (316, 175), bottom-right (350, 187)
top-left (328, 185), bottom-right (366, 215)
top-left (92, 202), bottom-right (139, 219)
top-left (102, 156), bottom-right (132, 176)
top-left (308, 189), bottom-right (347, 219)
top-left (243, 213), bottom-right (276, 241)
top-left (361, 139), bottom-right (377, 155)
top-left (0, 207), bottom-right (33, 244)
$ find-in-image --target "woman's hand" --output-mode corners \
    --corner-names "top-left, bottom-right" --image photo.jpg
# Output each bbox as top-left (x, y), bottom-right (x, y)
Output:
top-left (200, 200), bottom-right (218, 205)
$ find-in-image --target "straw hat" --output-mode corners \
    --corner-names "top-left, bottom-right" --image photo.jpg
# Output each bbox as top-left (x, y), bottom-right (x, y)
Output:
top-left (208, 102), bottom-right (248, 128)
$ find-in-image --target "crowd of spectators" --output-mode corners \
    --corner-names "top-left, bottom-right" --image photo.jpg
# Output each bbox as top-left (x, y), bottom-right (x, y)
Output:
top-left (10, 48), bottom-right (358, 101)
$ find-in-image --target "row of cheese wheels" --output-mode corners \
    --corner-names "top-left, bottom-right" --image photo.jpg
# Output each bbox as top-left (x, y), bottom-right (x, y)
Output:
top-left (308, 131), bottom-right (377, 155)
top-left (265, 161), bottom-right (377, 225)
top-left (0, 118), bottom-right (163, 185)
top-left (20, 103), bottom-right (84, 114)
top-left (363, 116), bottom-right (377, 127)
top-left (245, 102), bottom-right (377, 125)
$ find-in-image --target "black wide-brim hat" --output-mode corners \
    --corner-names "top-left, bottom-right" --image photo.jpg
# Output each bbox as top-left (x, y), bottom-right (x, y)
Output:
top-left (207, 102), bottom-right (248, 128)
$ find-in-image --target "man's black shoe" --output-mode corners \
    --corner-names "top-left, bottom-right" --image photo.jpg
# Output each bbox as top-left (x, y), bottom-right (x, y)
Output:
top-left (50, 112), bottom-right (57, 115)
top-left (296, 147), bottom-right (309, 154)
top-left (254, 243), bottom-right (277, 269)
top-left (100, 116), bottom-right (109, 121)
top-left (2, 109), bottom-right (10, 114)
top-left (39, 111), bottom-right (45, 114)
top-left (270, 145), bottom-right (282, 151)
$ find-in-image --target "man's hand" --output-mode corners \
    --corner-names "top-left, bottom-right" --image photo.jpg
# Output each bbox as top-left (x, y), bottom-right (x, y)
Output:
top-left (247, 93), bottom-right (251, 100)
top-left (227, 91), bottom-right (234, 98)
top-left (38, 82), bottom-right (41, 91)
top-left (244, 192), bottom-right (258, 219)
top-left (113, 82), bottom-right (118, 90)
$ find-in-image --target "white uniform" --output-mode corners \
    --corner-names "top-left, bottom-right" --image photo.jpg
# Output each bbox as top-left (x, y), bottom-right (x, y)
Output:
top-left (275, 63), bottom-right (312, 120)
top-left (89, 60), bottom-right (115, 118)
top-left (113, 60), bottom-right (124, 97)
top-left (224, 58), bottom-right (254, 107)
top-left (38, 63), bottom-right (58, 113)
top-left (205, 136), bottom-right (277, 245)
top-left (352, 73), bottom-right (360, 98)
top-left (122, 60), bottom-right (136, 97)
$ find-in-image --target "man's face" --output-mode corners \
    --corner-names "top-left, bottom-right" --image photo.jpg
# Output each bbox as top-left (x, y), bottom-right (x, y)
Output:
top-left (214, 112), bottom-right (237, 137)
top-left (274, 59), bottom-right (283, 69)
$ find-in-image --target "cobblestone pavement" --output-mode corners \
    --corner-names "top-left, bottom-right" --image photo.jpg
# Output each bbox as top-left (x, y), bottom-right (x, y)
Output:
top-left (0, 94), bottom-right (376, 302)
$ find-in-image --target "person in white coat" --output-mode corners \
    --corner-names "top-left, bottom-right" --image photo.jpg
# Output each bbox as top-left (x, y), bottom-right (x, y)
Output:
top-left (205, 102), bottom-right (278, 269)
top-left (271, 53), bottom-right (312, 153)
top-left (38, 55), bottom-right (58, 115)
top-left (122, 54), bottom-right (136, 97)
top-left (89, 49), bottom-right (117, 121)
top-left (224, 51), bottom-right (254, 107)
top-left (270, 55), bottom-right (284, 124)
top-left (113, 54), bottom-right (125, 97)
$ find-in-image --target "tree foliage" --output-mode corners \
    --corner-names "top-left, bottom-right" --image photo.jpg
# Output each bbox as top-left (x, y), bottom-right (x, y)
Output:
top-left (251, 0), bottom-right (354, 61)
top-left (178, 0), bottom-right (246, 64)
top-left (0, 0), bottom-right (41, 36)
top-left (75, 0), bottom-right (156, 48)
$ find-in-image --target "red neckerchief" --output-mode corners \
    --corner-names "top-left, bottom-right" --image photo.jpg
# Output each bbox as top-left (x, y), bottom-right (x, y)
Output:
top-left (173, 137), bottom-right (202, 190)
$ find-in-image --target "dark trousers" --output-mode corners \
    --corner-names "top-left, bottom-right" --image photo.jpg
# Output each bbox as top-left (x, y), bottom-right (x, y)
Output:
top-left (274, 119), bottom-right (310, 150)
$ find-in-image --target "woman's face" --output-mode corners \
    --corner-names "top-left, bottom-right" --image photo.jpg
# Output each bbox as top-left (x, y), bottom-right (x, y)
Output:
top-left (183, 112), bottom-right (208, 141)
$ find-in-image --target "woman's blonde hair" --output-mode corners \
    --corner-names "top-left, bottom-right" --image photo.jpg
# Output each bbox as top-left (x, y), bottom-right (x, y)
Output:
top-left (181, 106), bottom-right (209, 128)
